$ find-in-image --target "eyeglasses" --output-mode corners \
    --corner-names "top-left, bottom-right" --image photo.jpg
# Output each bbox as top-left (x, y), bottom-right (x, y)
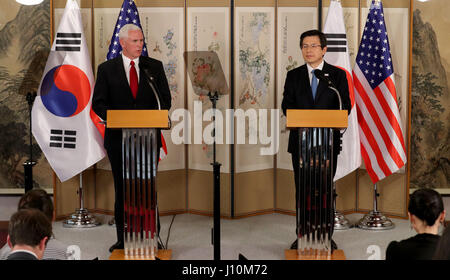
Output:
top-left (301, 44), bottom-right (322, 49)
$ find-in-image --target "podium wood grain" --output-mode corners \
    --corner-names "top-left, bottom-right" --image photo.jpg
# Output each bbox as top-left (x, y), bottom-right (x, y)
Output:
top-left (286, 109), bottom-right (348, 129)
top-left (285, 249), bottom-right (346, 260)
top-left (107, 110), bottom-right (169, 128)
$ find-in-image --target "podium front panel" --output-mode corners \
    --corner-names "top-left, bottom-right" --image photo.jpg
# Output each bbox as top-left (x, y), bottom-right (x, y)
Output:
top-left (122, 128), bottom-right (159, 258)
top-left (297, 127), bottom-right (335, 256)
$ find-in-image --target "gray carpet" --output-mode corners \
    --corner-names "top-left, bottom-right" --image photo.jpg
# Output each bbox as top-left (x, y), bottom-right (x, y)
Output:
top-left (52, 212), bottom-right (442, 260)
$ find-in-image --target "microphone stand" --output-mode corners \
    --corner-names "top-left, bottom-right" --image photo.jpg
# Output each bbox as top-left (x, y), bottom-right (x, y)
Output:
top-left (208, 91), bottom-right (222, 260)
top-left (142, 69), bottom-right (172, 128)
top-left (315, 74), bottom-right (352, 230)
top-left (24, 92), bottom-right (37, 193)
top-left (146, 76), bottom-right (162, 110)
top-left (140, 64), bottom-right (163, 111)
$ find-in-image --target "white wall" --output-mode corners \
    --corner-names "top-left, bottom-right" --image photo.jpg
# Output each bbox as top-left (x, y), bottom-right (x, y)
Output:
top-left (0, 196), bottom-right (20, 221)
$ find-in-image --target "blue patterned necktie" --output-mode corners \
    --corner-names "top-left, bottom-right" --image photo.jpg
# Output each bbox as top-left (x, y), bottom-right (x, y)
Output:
top-left (311, 69), bottom-right (318, 100)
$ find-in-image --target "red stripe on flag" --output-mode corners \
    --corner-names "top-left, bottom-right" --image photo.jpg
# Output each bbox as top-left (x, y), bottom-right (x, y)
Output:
top-left (382, 77), bottom-right (407, 153)
top-left (337, 66), bottom-right (355, 107)
top-left (90, 108), bottom-right (105, 138)
top-left (360, 140), bottom-right (380, 183)
top-left (158, 133), bottom-right (168, 162)
top-left (355, 102), bottom-right (391, 177)
top-left (353, 75), bottom-right (403, 169)
top-left (384, 76), bottom-right (398, 100)
top-left (145, 209), bottom-right (149, 239)
top-left (150, 209), bottom-right (155, 238)
top-left (372, 85), bottom-right (405, 169)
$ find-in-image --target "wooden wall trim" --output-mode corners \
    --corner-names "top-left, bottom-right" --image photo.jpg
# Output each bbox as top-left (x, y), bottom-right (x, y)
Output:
top-left (187, 0), bottom-right (230, 7)
top-left (274, 209), bottom-right (295, 216)
top-left (277, 0), bottom-right (317, 7)
top-left (405, 0), bottom-right (413, 219)
top-left (0, 221), bottom-right (8, 229)
top-left (235, 0), bottom-right (276, 7)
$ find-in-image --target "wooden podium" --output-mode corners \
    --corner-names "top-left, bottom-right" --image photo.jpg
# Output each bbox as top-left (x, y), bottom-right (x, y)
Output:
top-left (107, 110), bottom-right (171, 260)
top-left (285, 109), bottom-right (347, 260)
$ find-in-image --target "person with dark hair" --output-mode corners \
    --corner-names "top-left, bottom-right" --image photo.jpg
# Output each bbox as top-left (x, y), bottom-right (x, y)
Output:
top-left (433, 225), bottom-right (450, 260)
top-left (281, 29), bottom-right (351, 250)
top-left (6, 209), bottom-right (52, 260)
top-left (0, 189), bottom-right (79, 260)
top-left (386, 188), bottom-right (446, 260)
top-left (18, 188), bottom-right (54, 221)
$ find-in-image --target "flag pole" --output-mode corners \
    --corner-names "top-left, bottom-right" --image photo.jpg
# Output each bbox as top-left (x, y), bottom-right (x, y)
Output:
top-left (63, 173), bottom-right (101, 228)
top-left (356, 183), bottom-right (394, 230)
top-left (24, 92), bottom-right (37, 193)
top-left (333, 183), bottom-right (352, 230)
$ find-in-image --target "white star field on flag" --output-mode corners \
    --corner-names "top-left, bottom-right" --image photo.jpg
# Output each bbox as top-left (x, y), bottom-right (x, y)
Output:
top-left (106, 0), bottom-right (148, 60)
top-left (355, 5), bottom-right (394, 89)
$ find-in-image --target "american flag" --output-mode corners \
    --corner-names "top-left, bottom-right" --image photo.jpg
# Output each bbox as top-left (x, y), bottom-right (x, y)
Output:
top-left (106, 0), bottom-right (167, 161)
top-left (352, 0), bottom-right (406, 183)
top-left (107, 0), bottom-right (147, 59)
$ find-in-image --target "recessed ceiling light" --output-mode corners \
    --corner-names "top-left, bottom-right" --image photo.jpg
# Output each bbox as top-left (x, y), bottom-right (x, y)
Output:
top-left (15, 0), bottom-right (44, 5)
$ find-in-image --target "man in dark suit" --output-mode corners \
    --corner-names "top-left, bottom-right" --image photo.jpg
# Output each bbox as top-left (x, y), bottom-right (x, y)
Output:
top-left (281, 30), bottom-right (351, 250)
top-left (6, 209), bottom-right (52, 260)
top-left (92, 24), bottom-right (171, 253)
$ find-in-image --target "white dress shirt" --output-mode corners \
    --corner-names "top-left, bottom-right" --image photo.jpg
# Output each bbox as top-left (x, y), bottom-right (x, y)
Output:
top-left (306, 60), bottom-right (324, 86)
top-left (121, 53), bottom-right (140, 85)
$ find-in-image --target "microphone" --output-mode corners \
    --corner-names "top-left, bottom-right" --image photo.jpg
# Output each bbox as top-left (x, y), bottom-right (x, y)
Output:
top-left (313, 69), bottom-right (342, 111)
top-left (313, 69), bottom-right (334, 87)
top-left (314, 69), bottom-right (346, 142)
top-left (139, 61), bottom-right (162, 110)
top-left (139, 60), bottom-right (171, 129)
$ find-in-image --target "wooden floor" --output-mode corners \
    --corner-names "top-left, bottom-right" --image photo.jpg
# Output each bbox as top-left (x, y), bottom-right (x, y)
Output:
top-left (285, 249), bottom-right (346, 260)
top-left (109, 249), bottom-right (172, 260)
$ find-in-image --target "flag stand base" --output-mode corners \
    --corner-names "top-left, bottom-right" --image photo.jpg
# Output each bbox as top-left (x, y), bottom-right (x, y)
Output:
top-left (63, 208), bottom-right (101, 228)
top-left (356, 211), bottom-right (394, 230)
top-left (334, 210), bottom-right (352, 230)
top-left (64, 174), bottom-right (101, 228)
top-left (356, 183), bottom-right (394, 230)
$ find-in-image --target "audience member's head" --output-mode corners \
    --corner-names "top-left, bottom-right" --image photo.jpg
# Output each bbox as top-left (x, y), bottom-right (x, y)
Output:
top-left (18, 188), bottom-right (54, 221)
top-left (7, 209), bottom-right (52, 260)
top-left (433, 225), bottom-right (450, 260)
top-left (408, 188), bottom-right (445, 234)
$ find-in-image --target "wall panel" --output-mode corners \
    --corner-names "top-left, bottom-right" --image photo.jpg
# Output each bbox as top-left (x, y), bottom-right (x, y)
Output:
top-left (47, 0), bottom-right (411, 219)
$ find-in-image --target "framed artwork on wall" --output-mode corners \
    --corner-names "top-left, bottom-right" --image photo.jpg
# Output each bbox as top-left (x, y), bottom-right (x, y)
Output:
top-left (0, 0), bottom-right (52, 194)
top-left (234, 6), bottom-right (275, 173)
top-left (411, 0), bottom-right (450, 194)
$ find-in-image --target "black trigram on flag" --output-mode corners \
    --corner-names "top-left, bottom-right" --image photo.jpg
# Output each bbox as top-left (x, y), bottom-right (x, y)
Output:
top-left (325, 33), bottom-right (347, 53)
top-left (55, 33), bottom-right (81, 52)
top-left (49, 129), bottom-right (77, 149)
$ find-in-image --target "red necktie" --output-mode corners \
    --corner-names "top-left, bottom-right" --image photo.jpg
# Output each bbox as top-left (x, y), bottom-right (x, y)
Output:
top-left (129, 60), bottom-right (138, 99)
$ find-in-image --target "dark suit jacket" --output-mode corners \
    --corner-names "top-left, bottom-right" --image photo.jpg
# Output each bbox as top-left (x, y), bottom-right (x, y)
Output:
top-left (386, 233), bottom-right (440, 260)
top-left (281, 61), bottom-right (351, 156)
top-left (92, 55), bottom-right (172, 152)
top-left (7, 251), bottom-right (38, 260)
